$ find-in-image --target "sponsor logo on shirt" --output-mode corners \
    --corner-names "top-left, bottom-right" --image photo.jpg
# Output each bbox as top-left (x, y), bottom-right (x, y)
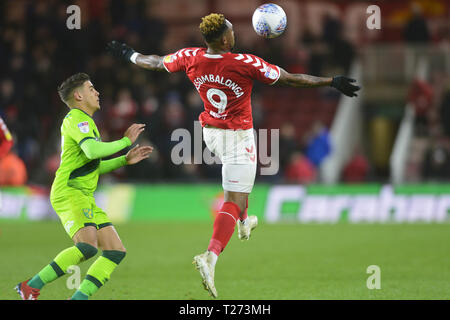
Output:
top-left (264, 66), bottom-right (278, 80)
top-left (164, 54), bottom-right (175, 64)
top-left (78, 121), bottom-right (89, 133)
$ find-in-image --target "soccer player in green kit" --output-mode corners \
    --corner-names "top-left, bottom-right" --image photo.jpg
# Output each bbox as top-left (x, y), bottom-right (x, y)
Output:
top-left (15, 73), bottom-right (153, 300)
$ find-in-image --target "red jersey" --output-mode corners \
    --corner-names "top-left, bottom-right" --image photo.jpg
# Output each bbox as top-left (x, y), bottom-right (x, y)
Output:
top-left (163, 47), bottom-right (280, 130)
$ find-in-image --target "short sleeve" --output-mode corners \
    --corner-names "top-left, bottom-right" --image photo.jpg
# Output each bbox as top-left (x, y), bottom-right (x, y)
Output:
top-left (246, 54), bottom-right (281, 85)
top-left (63, 111), bottom-right (96, 145)
top-left (163, 49), bottom-right (187, 73)
top-left (162, 48), bottom-right (201, 73)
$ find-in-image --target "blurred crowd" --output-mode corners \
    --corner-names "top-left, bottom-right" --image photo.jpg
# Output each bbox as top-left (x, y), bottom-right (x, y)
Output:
top-left (0, 0), bottom-right (446, 186)
top-left (405, 76), bottom-right (450, 183)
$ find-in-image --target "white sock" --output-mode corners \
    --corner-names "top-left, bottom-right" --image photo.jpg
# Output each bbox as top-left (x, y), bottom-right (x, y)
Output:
top-left (208, 251), bottom-right (218, 268)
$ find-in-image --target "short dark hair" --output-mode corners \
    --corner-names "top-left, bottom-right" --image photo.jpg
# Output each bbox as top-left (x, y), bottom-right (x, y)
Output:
top-left (57, 73), bottom-right (90, 105)
top-left (199, 13), bottom-right (228, 43)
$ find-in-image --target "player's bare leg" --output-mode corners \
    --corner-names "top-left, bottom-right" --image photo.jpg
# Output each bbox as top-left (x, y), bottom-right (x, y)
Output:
top-left (71, 225), bottom-right (126, 300)
top-left (225, 191), bottom-right (258, 241)
top-left (73, 225), bottom-right (98, 247)
top-left (97, 225), bottom-right (126, 252)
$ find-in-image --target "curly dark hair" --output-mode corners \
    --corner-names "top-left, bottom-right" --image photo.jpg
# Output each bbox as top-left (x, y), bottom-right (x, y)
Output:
top-left (199, 13), bottom-right (228, 43)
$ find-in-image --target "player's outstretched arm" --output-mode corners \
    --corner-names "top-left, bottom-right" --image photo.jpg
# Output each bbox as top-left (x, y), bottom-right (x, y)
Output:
top-left (81, 138), bottom-right (131, 160)
top-left (106, 41), bottom-right (165, 71)
top-left (98, 144), bottom-right (153, 175)
top-left (124, 144), bottom-right (153, 165)
top-left (277, 67), bottom-right (360, 97)
top-left (80, 124), bottom-right (145, 160)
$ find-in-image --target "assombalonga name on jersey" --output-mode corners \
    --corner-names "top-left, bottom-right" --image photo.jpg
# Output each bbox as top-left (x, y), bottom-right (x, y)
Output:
top-left (163, 46), bottom-right (281, 129)
top-left (193, 74), bottom-right (244, 98)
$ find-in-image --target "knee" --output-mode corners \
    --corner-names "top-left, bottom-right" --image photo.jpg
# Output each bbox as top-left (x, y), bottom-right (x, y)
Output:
top-left (75, 242), bottom-right (98, 260)
top-left (102, 249), bottom-right (126, 265)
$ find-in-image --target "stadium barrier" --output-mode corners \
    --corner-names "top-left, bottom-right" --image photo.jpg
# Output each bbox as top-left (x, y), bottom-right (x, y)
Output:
top-left (1, 184), bottom-right (449, 224)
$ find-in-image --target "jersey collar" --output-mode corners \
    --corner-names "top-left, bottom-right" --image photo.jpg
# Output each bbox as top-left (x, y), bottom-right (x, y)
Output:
top-left (72, 107), bottom-right (93, 119)
top-left (203, 53), bottom-right (223, 59)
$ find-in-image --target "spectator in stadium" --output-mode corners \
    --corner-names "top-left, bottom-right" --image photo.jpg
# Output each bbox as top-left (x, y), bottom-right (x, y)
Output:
top-left (163, 93), bottom-right (187, 131)
top-left (341, 147), bottom-right (370, 183)
top-left (279, 122), bottom-right (300, 171)
top-left (0, 116), bottom-right (14, 158)
top-left (404, 3), bottom-right (431, 44)
top-left (329, 33), bottom-right (355, 75)
top-left (422, 137), bottom-right (450, 181)
top-left (109, 88), bottom-right (139, 136)
top-left (408, 78), bottom-right (434, 137)
top-left (125, 138), bottom-right (164, 181)
top-left (321, 13), bottom-right (355, 74)
top-left (322, 13), bottom-right (341, 45)
top-left (0, 115), bottom-right (27, 185)
top-left (0, 151), bottom-right (28, 186)
top-left (284, 151), bottom-right (317, 184)
top-left (439, 81), bottom-right (450, 137)
top-left (304, 121), bottom-right (331, 168)
top-left (301, 28), bottom-right (327, 76)
top-left (185, 89), bottom-right (205, 133)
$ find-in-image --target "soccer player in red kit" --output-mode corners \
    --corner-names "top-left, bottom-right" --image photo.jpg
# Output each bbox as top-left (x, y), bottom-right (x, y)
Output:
top-left (0, 116), bottom-right (14, 158)
top-left (107, 13), bottom-right (360, 298)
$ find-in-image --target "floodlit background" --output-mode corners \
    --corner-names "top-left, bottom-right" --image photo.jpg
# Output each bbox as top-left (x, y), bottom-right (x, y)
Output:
top-left (0, 0), bottom-right (449, 300)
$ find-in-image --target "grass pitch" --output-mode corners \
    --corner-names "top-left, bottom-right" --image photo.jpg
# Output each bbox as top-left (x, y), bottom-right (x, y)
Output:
top-left (1, 220), bottom-right (449, 300)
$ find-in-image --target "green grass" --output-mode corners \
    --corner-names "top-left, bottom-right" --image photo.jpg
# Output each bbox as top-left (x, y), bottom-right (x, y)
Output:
top-left (1, 221), bottom-right (449, 300)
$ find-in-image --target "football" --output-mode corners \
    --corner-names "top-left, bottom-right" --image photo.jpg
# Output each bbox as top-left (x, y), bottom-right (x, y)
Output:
top-left (252, 3), bottom-right (287, 39)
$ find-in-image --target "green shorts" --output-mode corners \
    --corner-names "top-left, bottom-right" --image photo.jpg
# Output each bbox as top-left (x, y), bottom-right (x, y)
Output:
top-left (51, 188), bottom-right (112, 238)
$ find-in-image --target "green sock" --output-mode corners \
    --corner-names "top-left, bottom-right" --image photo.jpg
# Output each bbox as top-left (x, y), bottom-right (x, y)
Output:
top-left (28, 243), bottom-right (97, 290)
top-left (72, 250), bottom-right (126, 299)
top-left (71, 290), bottom-right (89, 300)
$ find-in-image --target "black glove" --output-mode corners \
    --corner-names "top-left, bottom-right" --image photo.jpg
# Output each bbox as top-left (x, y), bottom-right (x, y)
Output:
top-left (106, 40), bottom-right (136, 61)
top-left (331, 76), bottom-right (361, 97)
